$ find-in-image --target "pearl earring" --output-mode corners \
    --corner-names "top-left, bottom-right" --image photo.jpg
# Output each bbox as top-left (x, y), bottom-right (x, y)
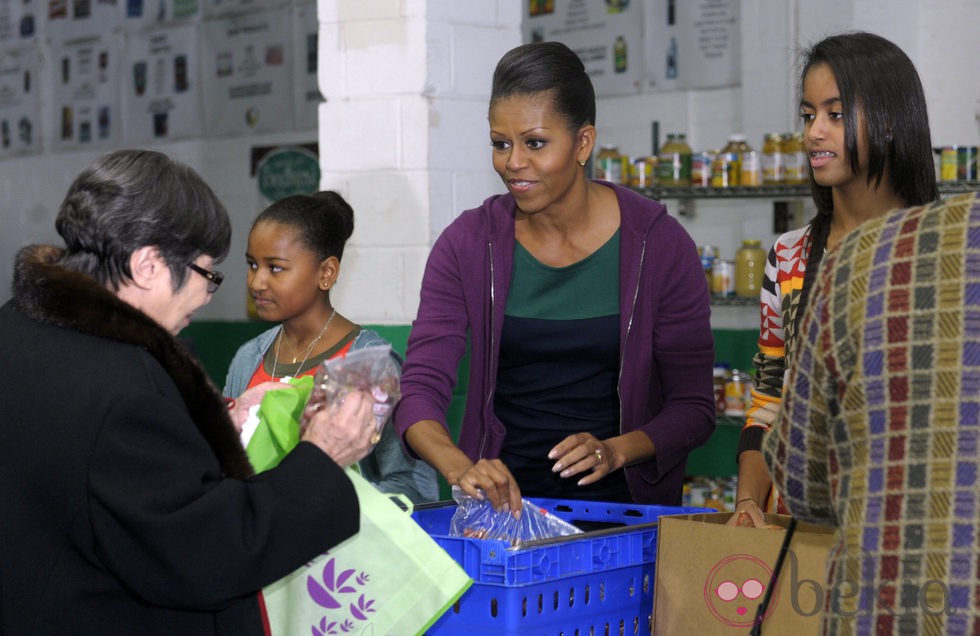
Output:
top-left (578, 159), bottom-right (587, 166)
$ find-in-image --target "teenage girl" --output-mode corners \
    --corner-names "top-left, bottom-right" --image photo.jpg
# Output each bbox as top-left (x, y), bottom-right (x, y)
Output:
top-left (224, 191), bottom-right (438, 503)
top-left (731, 31), bottom-right (939, 527)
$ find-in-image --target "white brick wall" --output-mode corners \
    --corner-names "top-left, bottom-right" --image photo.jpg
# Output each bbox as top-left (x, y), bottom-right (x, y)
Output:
top-left (319, 1), bottom-right (518, 324)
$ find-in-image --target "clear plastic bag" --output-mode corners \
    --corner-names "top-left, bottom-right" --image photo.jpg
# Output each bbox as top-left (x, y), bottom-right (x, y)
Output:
top-left (448, 487), bottom-right (582, 547)
top-left (300, 345), bottom-right (401, 433)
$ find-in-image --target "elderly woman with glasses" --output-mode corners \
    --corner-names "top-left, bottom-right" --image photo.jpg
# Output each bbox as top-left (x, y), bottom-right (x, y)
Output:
top-left (0, 149), bottom-right (379, 634)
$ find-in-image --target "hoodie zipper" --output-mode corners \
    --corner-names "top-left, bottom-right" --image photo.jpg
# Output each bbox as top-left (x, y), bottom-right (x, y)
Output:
top-left (479, 239), bottom-right (494, 460)
top-left (618, 238), bottom-right (645, 436)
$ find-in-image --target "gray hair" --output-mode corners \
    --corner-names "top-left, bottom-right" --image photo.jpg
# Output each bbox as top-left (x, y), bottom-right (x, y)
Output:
top-left (55, 149), bottom-right (231, 291)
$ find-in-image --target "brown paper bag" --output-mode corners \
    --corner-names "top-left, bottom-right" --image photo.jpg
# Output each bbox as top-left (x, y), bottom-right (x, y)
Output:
top-left (653, 512), bottom-right (835, 635)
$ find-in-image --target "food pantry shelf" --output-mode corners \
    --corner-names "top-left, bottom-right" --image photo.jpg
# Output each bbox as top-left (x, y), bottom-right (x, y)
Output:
top-left (711, 294), bottom-right (757, 307)
top-left (633, 181), bottom-right (980, 218)
top-left (634, 181), bottom-right (978, 200)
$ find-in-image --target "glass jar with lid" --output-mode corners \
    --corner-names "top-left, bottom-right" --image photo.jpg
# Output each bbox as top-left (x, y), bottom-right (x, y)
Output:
top-left (656, 133), bottom-right (692, 187)
top-left (595, 144), bottom-right (626, 184)
top-left (735, 239), bottom-right (767, 298)
top-left (762, 133), bottom-right (784, 184)
top-left (782, 132), bottom-right (807, 184)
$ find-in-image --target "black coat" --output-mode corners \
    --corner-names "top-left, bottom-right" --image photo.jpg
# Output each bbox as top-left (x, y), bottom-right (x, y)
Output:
top-left (0, 245), bottom-right (360, 634)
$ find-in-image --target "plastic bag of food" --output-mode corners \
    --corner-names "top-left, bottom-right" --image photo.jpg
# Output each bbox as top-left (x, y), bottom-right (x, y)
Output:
top-left (299, 344), bottom-right (401, 434)
top-left (448, 487), bottom-right (582, 547)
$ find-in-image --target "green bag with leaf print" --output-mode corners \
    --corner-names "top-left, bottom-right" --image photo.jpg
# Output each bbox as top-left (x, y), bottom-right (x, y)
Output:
top-left (259, 467), bottom-right (472, 636)
top-left (246, 379), bottom-right (471, 635)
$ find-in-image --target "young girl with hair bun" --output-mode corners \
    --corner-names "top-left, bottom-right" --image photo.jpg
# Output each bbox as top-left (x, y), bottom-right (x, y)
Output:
top-left (224, 191), bottom-right (438, 503)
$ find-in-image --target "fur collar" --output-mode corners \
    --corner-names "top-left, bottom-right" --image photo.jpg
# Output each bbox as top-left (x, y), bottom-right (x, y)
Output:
top-left (12, 244), bottom-right (254, 479)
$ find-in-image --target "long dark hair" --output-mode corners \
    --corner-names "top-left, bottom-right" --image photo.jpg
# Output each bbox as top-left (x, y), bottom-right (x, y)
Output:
top-left (796, 31), bottom-right (938, 328)
top-left (490, 41), bottom-right (595, 130)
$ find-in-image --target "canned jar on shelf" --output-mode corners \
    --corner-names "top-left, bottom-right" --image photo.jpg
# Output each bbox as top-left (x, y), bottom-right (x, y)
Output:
top-left (711, 258), bottom-right (735, 297)
top-left (657, 133), bottom-right (692, 187)
top-left (735, 239), bottom-right (767, 298)
top-left (595, 145), bottom-right (627, 184)
top-left (629, 155), bottom-right (657, 187)
top-left (762, 133), bottom-right (784, 184)
top-left (782, 132), bottom-right (807, 184)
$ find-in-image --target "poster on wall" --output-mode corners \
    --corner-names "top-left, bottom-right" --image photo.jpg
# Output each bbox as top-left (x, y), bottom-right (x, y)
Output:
top-left (291, 2), bottom-right (317, 131)
top-left (644, 0), bottom-right (738, 91)
top-left (521, 0), bottom-right (642, 97)
top-left (200, 7), bottom-right (292, 136)
top-left (201, 0), bottom-right (285, 20)
top-left (46, 0), bottom-right (121, 43)
top-left (49, 35), bottom-right (122, 149)
top-left (245, 142), bottom-right (319, 318)
top-left (0, 0), bottom-right (44, 46)
top-left (0, 45), bottom-right (42, 156)
top-left (122, 23), bottom-right (202, 144)
top-left (122, 0), bottom-right (200, 33)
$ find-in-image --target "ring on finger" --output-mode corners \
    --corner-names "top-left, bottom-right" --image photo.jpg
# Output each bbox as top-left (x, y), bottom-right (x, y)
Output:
top-left (594, 448), bottom-right (603, 466)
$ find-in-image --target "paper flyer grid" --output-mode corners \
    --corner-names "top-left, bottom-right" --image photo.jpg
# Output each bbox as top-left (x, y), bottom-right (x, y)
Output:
top-left (122, 23), bottom-right (203, 144)
top-left (200, 6), bottom-right (291, 137)
top-left (49, 35), bottom-right (122, 150)
top-left (0, 45), bottom-right (41, 155)
top-left (46, 0), bottom-right (122, 44)
top-left (291, 2), bottom-right (317, 131)
top-left (0, 0), bottom-right (45, 46)
top-left (122, 0), bottom-right (202, 34)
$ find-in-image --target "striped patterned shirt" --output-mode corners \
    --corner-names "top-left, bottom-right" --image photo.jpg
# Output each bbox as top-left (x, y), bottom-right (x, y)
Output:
top-left (745, 224), bottom-right (811, 432)
top-left (764, 192), bottom-right (980, 634)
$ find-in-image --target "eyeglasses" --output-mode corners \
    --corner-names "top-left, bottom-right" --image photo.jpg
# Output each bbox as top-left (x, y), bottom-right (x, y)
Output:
top-left (187, 262), bottom-right (224, 294)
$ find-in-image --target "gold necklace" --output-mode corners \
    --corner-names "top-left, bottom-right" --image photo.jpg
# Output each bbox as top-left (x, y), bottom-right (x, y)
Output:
top-left (271, 309), bottom-right (336, 381)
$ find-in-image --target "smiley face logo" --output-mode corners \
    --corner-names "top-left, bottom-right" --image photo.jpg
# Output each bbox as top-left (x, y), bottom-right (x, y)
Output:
top-left (703, 554), bottom-right (775, 628)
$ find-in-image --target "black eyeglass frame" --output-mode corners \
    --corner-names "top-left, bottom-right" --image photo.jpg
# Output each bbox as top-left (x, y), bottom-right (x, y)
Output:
top-left (187, 262), bottom-right (224, 293)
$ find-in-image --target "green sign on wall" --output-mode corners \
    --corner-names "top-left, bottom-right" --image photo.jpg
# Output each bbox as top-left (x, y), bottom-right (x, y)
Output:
top-left (256, 146), bottom-right (320, 201)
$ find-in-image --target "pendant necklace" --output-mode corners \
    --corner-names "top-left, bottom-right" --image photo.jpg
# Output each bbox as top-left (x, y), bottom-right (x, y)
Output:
top-left (271, 309), bottom-right (337, 381)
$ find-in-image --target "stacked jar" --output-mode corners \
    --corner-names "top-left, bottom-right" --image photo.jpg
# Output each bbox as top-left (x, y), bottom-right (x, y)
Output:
top-left (782, 132), bottom-right (807, 184)
top-left (711, 137), bottom-right (740, 188)
top-left (657, 133), bottom-right (692, 186)
top-left (724, 368), bottom-right (752, 416)
top-left (735, 239), bottom-right (767, 298)
top-left (762, 133), bottom-right (784, 184)
top-left (711, 134), bottom-right (759, 187)
top-left (628, 155), bottom-right (657, 187)
top-left (595, 145), bottom-right (628, 184)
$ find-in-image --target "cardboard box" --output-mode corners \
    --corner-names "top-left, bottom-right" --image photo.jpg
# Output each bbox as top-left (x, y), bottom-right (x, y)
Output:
top-left (653, 512), bottom-right (836, 635)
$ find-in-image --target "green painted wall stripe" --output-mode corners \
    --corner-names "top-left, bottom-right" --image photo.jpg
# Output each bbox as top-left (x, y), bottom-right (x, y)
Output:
top-left (182, 321), bottom-right (756, 479)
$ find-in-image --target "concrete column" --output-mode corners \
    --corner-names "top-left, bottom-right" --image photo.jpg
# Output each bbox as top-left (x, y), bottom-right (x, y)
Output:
top-left (316, 0), bottom-right (521, 324)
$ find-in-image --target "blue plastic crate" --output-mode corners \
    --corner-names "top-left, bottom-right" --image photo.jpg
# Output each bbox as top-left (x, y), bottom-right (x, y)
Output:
top-left (413, 498), bottom-right (711, 635)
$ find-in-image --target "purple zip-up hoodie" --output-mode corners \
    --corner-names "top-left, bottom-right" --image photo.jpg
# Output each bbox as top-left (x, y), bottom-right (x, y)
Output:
top-left (393, 182), bottom-right (716, 505)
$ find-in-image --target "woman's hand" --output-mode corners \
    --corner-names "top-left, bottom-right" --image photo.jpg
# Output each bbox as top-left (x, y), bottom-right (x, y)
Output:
top-left (728, 450), bottom-right (773, 528)
top-left (727, 497), bottom-right (768, 528)
top-left (449, 459), bottom-right (523, 518)
top-left (301, 390), bottom-right (377, 468)
top-left (228, 381), bottom-right (290, 432)
top-left (548, 432), bottom-right (615, 486)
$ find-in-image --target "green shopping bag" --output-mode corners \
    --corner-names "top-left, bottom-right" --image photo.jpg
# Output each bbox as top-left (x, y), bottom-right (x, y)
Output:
top-left (245, 375), bottom-right (472, 635)
top-left (245, 376), bottom-right (313, 472)
top-left (261, 468), bottom-right (472, 636)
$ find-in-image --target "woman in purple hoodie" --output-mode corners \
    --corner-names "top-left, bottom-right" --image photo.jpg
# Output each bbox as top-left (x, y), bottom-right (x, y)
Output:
top-left (393, 41), bottom-right (715, 514)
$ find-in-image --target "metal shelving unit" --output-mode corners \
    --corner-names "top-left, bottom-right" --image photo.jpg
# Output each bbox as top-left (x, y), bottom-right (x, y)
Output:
top-left (631, 181), bottom-right (980, 306)
top-left (711, 294), bottom-right (757, 307)
top-left (634, 184), bottom-right (811, 200)
top-left (633, 181), bottom-right (980, 217)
